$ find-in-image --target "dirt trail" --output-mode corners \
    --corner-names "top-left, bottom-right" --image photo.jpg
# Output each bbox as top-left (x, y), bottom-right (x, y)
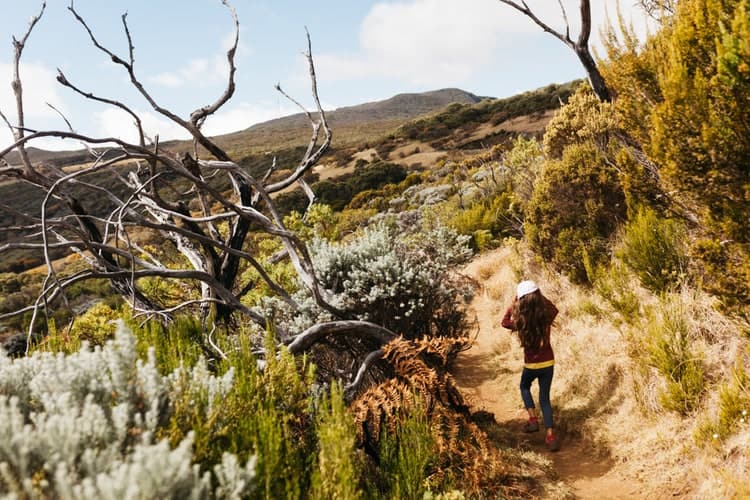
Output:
top-left (452, 249), bottom-right (641, 499)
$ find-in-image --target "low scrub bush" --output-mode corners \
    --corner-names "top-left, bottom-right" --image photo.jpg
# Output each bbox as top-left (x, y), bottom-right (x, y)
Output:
top-left (641, 294), bottom-right (706, 414)
top-left (155, 327), bottom-right (318, 500)
top-left (0, 323), bottom-right (256, 498)
top-left (586, 260), bottom-right (641, 321)
top-left (311, 382), bottom-right (362, 499)
top-left (616, 207), bottom-right (689, 293)
top-left (525, 142), bottom-right (626, 283)
top-left (695, 358), bottom-right (750, 444)
top-left (265, 222), bottom-right (474, 341)
top-left (316, 161), bottom-right (408, 212)
top-left (446, 193), bottom-right (515, 250)
top-left (377, 401), bottom-right (435, 499)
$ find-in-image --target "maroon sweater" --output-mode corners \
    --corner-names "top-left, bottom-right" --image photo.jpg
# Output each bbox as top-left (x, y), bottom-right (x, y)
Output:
top-left (501, 297), bottom-right (558, 367)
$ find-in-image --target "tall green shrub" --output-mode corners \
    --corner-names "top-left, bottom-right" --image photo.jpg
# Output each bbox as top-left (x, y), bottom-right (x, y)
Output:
top-left (525, 142), bottom-right (626, 283)
top-left (695, 362), bottom-right (750, 443)
top-left (163, 329), bottom-right (316, 500)
top-left (643, 295), bottom-right (706, 414)
top-left (616, 207), bottom-right (689, 293)
top-left (603, 0), bottom-right (750, 312)
top-left (311, 382), bottom-right (362, 500)
top-left (377, 402), bottom-right (436, 500)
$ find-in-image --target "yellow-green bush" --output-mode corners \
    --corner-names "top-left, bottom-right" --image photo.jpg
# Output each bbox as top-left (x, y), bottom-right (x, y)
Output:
top-left (69, 302), bottom-right (120, 345)
top-left (376, 401), bottom-right (436, 500)
top-left (525, 142), bottom-right (626, 283)
top-left (446, 192), bottom-right (514, 250)
top-left (601, 0), bottom-right (750, 314)
top-left (36, 302), bottom-right (122, 354)
top-left (642, 294), bottom-right (706, 414)
top-left (160, 329), bottom-right (317, 499)
top-left (695, 363), bottom-right (750, 444)
top-left (588, 260), bottom-right (641, 321)
top-left (311, 382), bottom-right (362, 500)
top-left (616, 207), bottom-right (689, 293)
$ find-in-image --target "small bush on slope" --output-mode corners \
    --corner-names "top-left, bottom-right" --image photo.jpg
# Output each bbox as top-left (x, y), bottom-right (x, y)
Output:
top-left (0, 322), bottom-right (256, 499)
top-left (642, 293), bottom-right (706, 414)
top-left (264, 221), bottom-right (474, 341)
top-left (525, 142), bottom-right (626, 283)
top-left (616, 206), bottom-right (689, 294)
top-left (311, 382), bottom-right (363, 500)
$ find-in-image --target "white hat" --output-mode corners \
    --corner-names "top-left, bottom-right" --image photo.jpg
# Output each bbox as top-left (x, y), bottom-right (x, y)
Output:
top-left (517, 280), bottom-right (539, 299)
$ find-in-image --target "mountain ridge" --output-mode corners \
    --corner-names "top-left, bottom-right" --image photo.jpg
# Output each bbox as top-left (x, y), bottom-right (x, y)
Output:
top-left (3, 88), bottom-right (486, 166)
top-left (243, 88), bottom-right (484, 131)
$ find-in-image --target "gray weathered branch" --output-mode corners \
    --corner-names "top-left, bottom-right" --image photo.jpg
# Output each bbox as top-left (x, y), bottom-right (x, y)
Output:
top-left (498, 0), bottom-right (611, 101)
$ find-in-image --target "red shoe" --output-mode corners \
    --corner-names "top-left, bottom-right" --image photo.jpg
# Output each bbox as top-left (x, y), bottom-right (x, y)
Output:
top-left (545, 433), bottom-right (560, 452)
top-left (522, 418), bottom-right (539, 433)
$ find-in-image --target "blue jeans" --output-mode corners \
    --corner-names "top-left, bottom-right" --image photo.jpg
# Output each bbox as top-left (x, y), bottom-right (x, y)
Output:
top-left (520, 365), bottom-right (554, 429)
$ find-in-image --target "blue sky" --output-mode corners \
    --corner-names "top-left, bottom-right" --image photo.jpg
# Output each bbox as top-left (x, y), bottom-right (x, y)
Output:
top-left (0, 0), bottom-right (652, 150)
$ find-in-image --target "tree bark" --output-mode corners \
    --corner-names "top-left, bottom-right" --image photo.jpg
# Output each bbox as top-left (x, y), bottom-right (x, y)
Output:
top-left (498, 0), bottom-right (612, 102)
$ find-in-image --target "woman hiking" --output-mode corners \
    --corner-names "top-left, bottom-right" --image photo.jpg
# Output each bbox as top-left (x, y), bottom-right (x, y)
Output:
top-left (501, 280), bottom-right (560, 451)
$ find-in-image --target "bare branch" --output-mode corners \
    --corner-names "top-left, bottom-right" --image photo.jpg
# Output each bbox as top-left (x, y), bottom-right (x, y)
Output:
top-left (55, 69), bottom-right (146, 146)
top-left (497, 0), bottom-right (611, 101)
top-left (498, 0), bottom-right (573, 46)
top-left (10, 2), bottom-right (47, 174)
top-left (66, 1), bottom-right (230, 161)
top-left (344, 348), bottom-right (384, 397)
top-left (189, 0), bottom-right (240, 129)
top-left (265, 31), bottom-right (332, 194)
top-left (286, 321), bottom-right (397, 355)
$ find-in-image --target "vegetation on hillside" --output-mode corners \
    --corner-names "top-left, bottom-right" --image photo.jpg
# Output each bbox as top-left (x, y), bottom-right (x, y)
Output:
top-left (1, 0), bottom-right (749, 497)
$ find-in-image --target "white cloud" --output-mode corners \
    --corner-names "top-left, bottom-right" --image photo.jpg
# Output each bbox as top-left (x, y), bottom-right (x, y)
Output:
top-left (93, 107), bottom-right (190, 144)
top-left (92, 101), bottom-right (294, 143)
top-left (149, 29), bottom-right (252, 90)
top-left (149, 55), bottom-right (230, 88)
top-left (202, 101), bottom-right (297, 136)
top-left (0, 61), bottom-right (69, 146)
top-left (316, 0), bottom-right (652, 87)
top-left (317, 0), bottom-right (511, 86)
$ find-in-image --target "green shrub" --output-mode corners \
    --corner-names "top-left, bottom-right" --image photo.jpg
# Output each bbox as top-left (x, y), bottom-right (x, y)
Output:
top-left (695, 360), bottom-right (750, 444)
top-left (284, 204), bottom-right (340, 242)
top-left (69, 302), bottom-right (120, 345)
top-left (161, 329), bottom-right (316, 499)
top-left (642, 294), bottom-right (706, 414)
top-left (588, 260), bottom-right (641, 321)
top-left (446, 192), bottom-right (514, 248)
top-left (601, 0), bottom-right (750, 314)
top-left (348, 162), bottom-right (407, 193)
top-left (311, 382), bottom-right (362, 500)
top-left (313, 180), bottom-right (354, 212)
top-left (376, 401), bottom-right (436, 500)
top-left (617, 207), bottom-right (688, 293)
top-left (133, 315), bottom-right (205, 374)
top-left (525, 142), bottom-right (626, 283)
top-left (504, 135), bottom-right (544, 206)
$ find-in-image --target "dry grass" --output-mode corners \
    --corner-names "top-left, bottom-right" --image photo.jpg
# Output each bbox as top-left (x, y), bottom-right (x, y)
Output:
top-left (456, 240), bottom-right (750, 497)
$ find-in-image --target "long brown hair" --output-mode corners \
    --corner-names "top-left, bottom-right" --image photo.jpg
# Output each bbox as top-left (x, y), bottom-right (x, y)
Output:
top-left (512, 289), bottom-right (551, 349)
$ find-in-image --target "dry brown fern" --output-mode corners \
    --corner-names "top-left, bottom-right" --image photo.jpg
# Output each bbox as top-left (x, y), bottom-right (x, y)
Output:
top-left (349, 335), bottom-right (536, 497)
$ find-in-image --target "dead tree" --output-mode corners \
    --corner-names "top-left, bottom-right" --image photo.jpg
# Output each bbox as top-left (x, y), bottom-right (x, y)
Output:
top-left (0, 0), bottom-right (403, 377)
top-left (498, 0), bottom-right (612, 102)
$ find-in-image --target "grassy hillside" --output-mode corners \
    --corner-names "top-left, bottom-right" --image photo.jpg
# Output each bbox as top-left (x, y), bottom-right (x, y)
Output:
top-left (0, 84), bottom-right (567, 274)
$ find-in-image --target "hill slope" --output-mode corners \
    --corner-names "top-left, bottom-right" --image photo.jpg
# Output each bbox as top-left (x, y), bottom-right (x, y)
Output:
top-left (213, 88), bottom-right (484, 155)
top-left (3, 88), bottom-right (483, 167)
